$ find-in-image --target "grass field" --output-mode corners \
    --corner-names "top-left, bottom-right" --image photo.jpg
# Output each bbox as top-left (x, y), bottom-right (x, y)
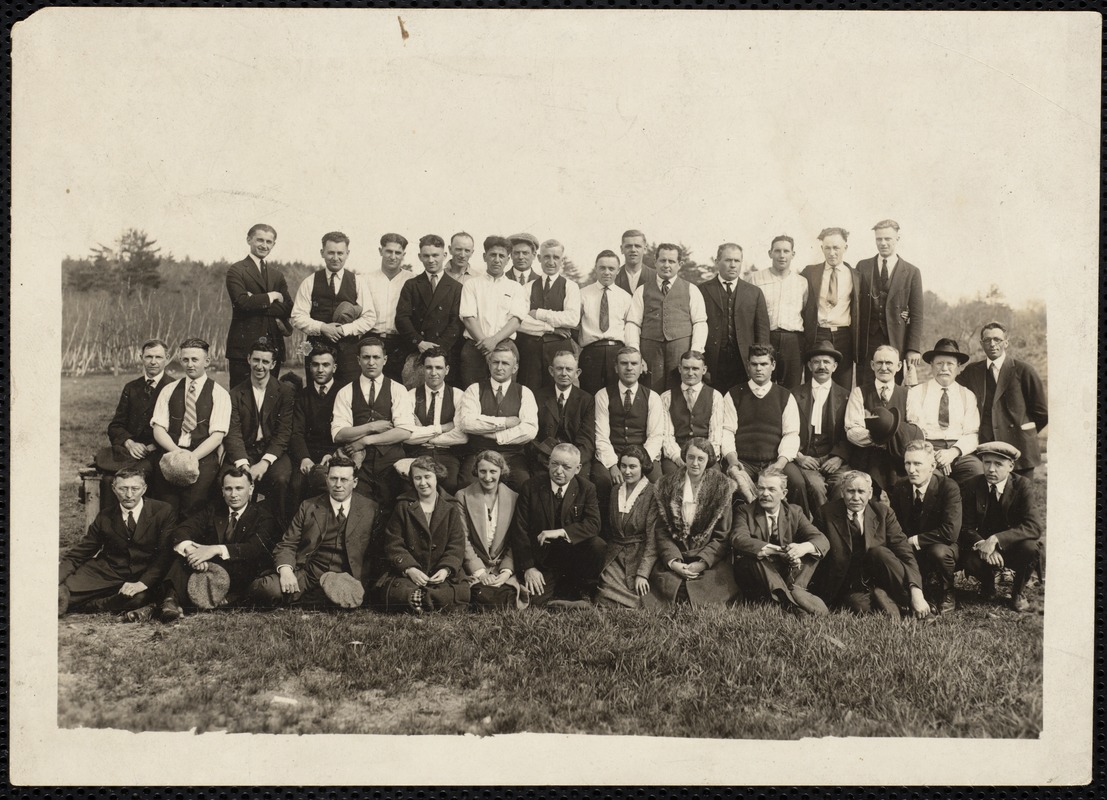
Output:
top-left (58, 374), bottom-right (1045, 738)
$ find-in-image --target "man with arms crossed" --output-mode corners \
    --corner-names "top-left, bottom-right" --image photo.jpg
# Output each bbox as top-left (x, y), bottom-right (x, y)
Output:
top-left (515, 238), bottom-right (582, 390)
top-left (457, 235), bottom-right (528, 387)
top-left (400, 347), bottom-right (468, 494)
top-left (225, 224), bottom-right (292, 387)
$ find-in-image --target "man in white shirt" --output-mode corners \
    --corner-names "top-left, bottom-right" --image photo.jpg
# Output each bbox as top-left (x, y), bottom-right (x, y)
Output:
top-left (365, 232), bottom-right (415, 383)
top-left (290, 231), bottom-right (377, 388)
top-left (748, 234), bottom-right (812, 390)
top-left (578, 250), bottom-right (633, 395)
top-left (906, 338), bottom-right (983, 487)
top-left (458, 235), bottom-right (528, 387)
top-left (444, 231), bottom-right (482, 284)
top-left (800, 227), bottom-right (861, 389)
top-left (507, 232), bottom-right (542, 286)
top-left (615, 229), bottom-right (655, 295)
top-left (397, 347), bottom-right (468, 493)
top-left (659, 351), bottom-right (728, 474)
top-left (515, 238), bottom-right (582, 391)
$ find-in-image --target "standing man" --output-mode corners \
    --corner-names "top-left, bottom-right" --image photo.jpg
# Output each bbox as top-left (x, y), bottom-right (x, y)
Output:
top-left (395, 233), bottom-right (464, 381)
top-left (748, 235), bottom-right (811, 390)
top-left (906, 338), bottom-right (983, 486)
top-left (659, 351), bottom-right (728, 474)
top-left (531, 349), bottom-right (595, 481)
top-left (507, 232), bottom-right (542, 286)
top-left (957, 322), bottom-right (1048, 477)
top-left (855, 220), bottom-right (924, 386)
top-left (400, 347), bottom-right (468, 494)
top-left (577, 250), bottom-right (632, 395)
top-left (365, 233), bottom-right (415, 383)
top-left (150, 338), bottom-right (232, 519)
top-left (290, 231), bottom-right (377, 388)
top-left (289, 343), bottom-right (340, 510)
top-left (457, 235), bottom-right (528, 387)
top-left (616, 229), bottom-right (655, 295)
top-left (888, 440), bottom-right (962, 615)
top-left (700, 243), bottom-right (770, 393)
top-left (801, 227), bottom-right (860, 389)
top-left (625, 243), bottom-right (708, 392)
top-left (792, 340), bottom-right (852, 511)
top-left (225, 338), bottom-right (295, 525)
top-left (444, 231), bottom-right (480, 284)
top-left (225, 224), bottom-right (292, 387)
top-left (331, 336), bottom-right (416, 506)
top-left (515, 238), bottom-right (582, 390)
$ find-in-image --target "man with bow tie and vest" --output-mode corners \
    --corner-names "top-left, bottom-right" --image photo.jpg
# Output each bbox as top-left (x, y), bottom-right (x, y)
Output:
top-left (397, 347), bottom-right (469, 494)
top-left (290, 231), bottom-right (378, 388)
top-left (514, 239), bottom-right (582, 391)
top-left (225, 224), bottom-right (293, 388)
top-left (530, 349), bottom-right (595, 481)
top-left (395, 234), bottom-right (464, 386)
top-left (659, 351), bottom-right (728, 475)
top-left (577, 251), bottom-right (634, 395)
top-left (150, 338), bottom-right (232, 519)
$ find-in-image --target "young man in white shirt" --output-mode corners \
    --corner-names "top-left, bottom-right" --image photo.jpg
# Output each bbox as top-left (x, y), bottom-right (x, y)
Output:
top-left (457, 235), bottom-right (528, 387)
top-left (365, 232), bottom-right (415, 383)
top-left (578, 250), bottom-right (633, 395)
top-left (398, 347), bottom-right (468, 494)
top-left (749, 234), bottom-right (812, 390)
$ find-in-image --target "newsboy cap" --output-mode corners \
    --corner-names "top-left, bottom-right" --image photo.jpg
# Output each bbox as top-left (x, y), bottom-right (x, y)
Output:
top-left (187, 563), bottom-right (232, 610)
top-left (160, 450), bottom-right (200, 487)
top-left (508, 232), bottom-right (539, 251)
top-left (976, 441), bottom-right (1021, 462)
top-left (332, 301), bottom-right (363, 325)
top-left (320, 571), bottom-right (365, 609)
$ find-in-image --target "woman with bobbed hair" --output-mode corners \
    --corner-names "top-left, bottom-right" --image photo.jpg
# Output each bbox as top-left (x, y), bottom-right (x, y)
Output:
top-left (375, 456), bottom-right (471, 613)
top-left (596, 445), bottom-right (656, 608)
top-left (455, 450), bottom-right (528, 609)
top-left (641, 436), bottom-right (740, 606)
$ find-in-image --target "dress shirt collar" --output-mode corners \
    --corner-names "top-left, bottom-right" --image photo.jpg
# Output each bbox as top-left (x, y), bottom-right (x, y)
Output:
top-left (556, 386), bottom-right (572, 403)
top-left (990, 478), bottom-right (1008, 498)
top-left (911, 481), bottom-right (928, 500)
top-left (849, 508), bottom-right (864, 532)
top-left (988, 353), bottom-right (1007, 373)
top-left (360, 375), bottom-right (382, 394)
top-left (121, 500), bottom-right (144, 524)
top-left (880, 254), bottom-right (899, 273)
top-left (330, 497), bottom-right (351, 518)
top-left (186, 374), bottom-right (209, 392)
top-left (248, 253), bottom-right (263, 270)
top-left (325, 267), bottom-right (346, 283)
top-left (423, 382), bottom-right (444, 396)
top-left (549, 480), bottom-right (568, 499)
top-left (510, 268), bottom-right (533, 282)
top-left (490, 377), bottom-right (513, 392)
top-left (928, 378), bottom-right (954, 392)
top-left (748, 379), bottom-right (773, 399)
top-left (717, 274), bottom-right (737, 289)
top-left (228, 501), bottom-right (249, 519)
top-left (315, 379), bottom-right (335, 395)
top-left (811, 378), bottom-right (832, 393)
top-left (764, 507), bottom-right (780, 525)
top-left (656, 274), bottom-right (675, 290)
top-left (874, 378), bottom-right (895, 396)
top-left (145, 372), bottom-right (165, 385)
top-left (617, 381), bottom-right (640, 401)
top-left (681, 382), bottom-right (703, 402)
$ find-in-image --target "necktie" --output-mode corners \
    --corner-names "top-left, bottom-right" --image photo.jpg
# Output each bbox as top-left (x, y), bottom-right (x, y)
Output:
top-left (879, 384), bottom-right (890, 403)
top-left (319, 384), bottom-right (327, 397)
top-left (226, 511), bottom-right (238, 544)
top-left (367, 379), bottom-right (377, 407)
top-left (182, 380), bottom-right (197, 435)
top-left (768, 515), bottom-right (778, 545)
top-left (554, 486), bottom-right (564, 528)
top-left (259, 259), bottom-right (268, 283)
top-left (848, 511), bottom-right (862, 540)
top-left (685, 387), bottom-right (695, 408)
top-left (880, 258), bottom-right (889, 291)
top-left (546, 276), bottom-right (553, 293)
top-left (126, 511), bottom-right (136, 534)
top-left (624, 388), bottom-right (633, 415)
top-left (661, 279), bottom-right (671, 296)
top-left (557, 391), bottom-right (566, 417)
top-left (990, 484), bottom-right (999, 505)
top-left (145, 378), bottom-right (156, 397)
top-left (827, 267), bottom-right (838, 306)
top-left (428, 391), bottom-right (438, 422)
top-left (336, 505), bottom-right (346, 526)
top-left (724, 281), bottom-right (733, 305)
top-left (518, 271), bottom-right (527, 286)
top-left (987, 362), bottom-right (998, 391)
top-left (330, 271), bottom-right (338, 295)
top-left (495, 384), bottom-right (504, 408)
top-left (913, 488), bottom-right (923, 516)
top-left (599, 287), bottom-right (610, 333)
top-left (938, 387), bottom-right (950, 429)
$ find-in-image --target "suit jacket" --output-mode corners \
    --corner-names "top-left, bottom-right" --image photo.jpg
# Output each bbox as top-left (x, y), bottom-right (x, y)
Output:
top-left (888, 473), bottom-right (962, 549)
top-left (457, 483), bottom-right (519, 576)
top-left (731, 501), bottom-right (829, 559)
top-left (225, 257), bottom-right (293, 361)
top-left (225, 378), bottom-right (295, 464)
top-left (274, 493), bottom-right (380, 582)
top-left (957, 357), bottom-right (1047, 470)
top-left (382, 490), bottom-right (467, 576)
top-left (810, 498), bottom-right (922, 603)
top-left (855, 255), bottom-right (924, 357)
top-left (395, 272), bottom-right (463, 353)
top-left (700, 277), bottom-right (770, 378)
top-left (107, 374), bottom-right (174, 447)
top-left (170, 501), bottom-right (279, 566)
top-left (59, 499), bottom-right (176, 587)
top-left (800, 262), bottom-right (861, 353)
top-left (615, 264), bottom-right (656, 296)
top-left (289, 383), bottom-right (337, 464)
top-left (533, 385), bottom-right (595, 468)
top-left (960, 473), bottom-right (1042, 549)
top-left (509, 475), bottom-right (601, 573)
top-left (793, 380), bottom-right (850, 459)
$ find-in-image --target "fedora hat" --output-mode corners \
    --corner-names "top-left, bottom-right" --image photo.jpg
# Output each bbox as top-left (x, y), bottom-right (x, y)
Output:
top-left (332, 301), bottom-right (363, 325)
top-left (803, 340), bottom-right (843, 363)
top-left (922, 338), bottom-right (970, 365)
top-left (94, 445), bottom-right (145, 474)
top-left (187, 563), bottom-right (232, 610)
top-left (864, 406), bottom-right (901, 446)
top-left (160, 450), bottom-right (200, 487)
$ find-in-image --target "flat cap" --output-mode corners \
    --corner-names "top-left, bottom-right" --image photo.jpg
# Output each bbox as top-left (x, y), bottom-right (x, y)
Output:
top-left (187, 563), bottom-right (232, 610)
top-left (976, 441), bottom-right (1021, 462)
top-left (508, 232), bottom-right (539, 251)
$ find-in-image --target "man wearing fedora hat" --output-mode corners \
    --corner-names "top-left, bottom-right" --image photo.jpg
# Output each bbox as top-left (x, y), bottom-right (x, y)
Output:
top-left (959, 441), bottom-right (1043, 612)
top-left (906, 338), bottom-right (984, 487)
top-left (290, 231), bottom-right (378, 388)
top-left (792, 340), bottom-right (852, 511)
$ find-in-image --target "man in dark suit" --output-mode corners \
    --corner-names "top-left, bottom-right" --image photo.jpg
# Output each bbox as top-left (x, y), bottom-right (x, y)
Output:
top-left (957, 322), bottom-right (1048, 477)
top-left (855, 220), bottom-right (924, 387)
top-left (157, 466), bottom-right (280, 621)
top-left (793, 340), bottom-right (852, 511)
top-left (615, 229), bottom-right (655, 295)
top-left (289, 344), bottom-right (340, 511)
top-left (396, 234), bottom-right (463, 384)
top-left (225, 224), bottom-right (293, 387)
top-left (889, 440), bottom-right (962, 615)
top-left (59, 466), bottom-right (176, 621)
top-left (530, 350), bottom-right (595, 481)
top-left (250, 457), bottom-right (381, 607)
top-left (731, 470), bottom-right (829, 615)
top-left (960, 442), bottom-right (1044, 613)
top-left (800, 227), bottom-right (861, 389)
top-left (809, 471), bottom-right (931, 618)
top-left (701, 243), bottom-right (770, 393)
top-left (225, 338), bottom-right (295, 525)
top-left (509, 444), bottom-right (604, 607)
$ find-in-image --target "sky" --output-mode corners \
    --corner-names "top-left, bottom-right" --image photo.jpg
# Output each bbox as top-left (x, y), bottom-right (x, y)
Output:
top-left (13, 9), bottom-right (1099, 307)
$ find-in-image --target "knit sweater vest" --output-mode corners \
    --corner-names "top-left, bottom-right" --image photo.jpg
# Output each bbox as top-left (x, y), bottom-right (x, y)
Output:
top-left (640, 278), bottom-right (692, 341)
top-left (729, 383), bottom-right (789, 463)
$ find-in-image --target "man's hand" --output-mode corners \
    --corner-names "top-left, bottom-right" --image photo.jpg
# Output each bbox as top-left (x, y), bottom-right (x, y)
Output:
top-left (524, 568), bottom-right (546, 596)
top-left (278, 567), bottom-right (300, 595)
top-left (426, 568), bottom-right (450, 585)
top-left (820, 456), bottom-right (843, 475)
top-left (417, 341), bottom-right (436, 353)
top-left (973, 534), bottom-right (999, 557)
top-left (119, 581), bottom-right (148, 597)
top-left (300, 458), bottom-right (315, 475)
top-left (537, 529), bottom-right (568, 546)
top-left (267, 291), bottom-right (283, 303)
top-left (635, 577), bottom-right (651, 596)
top-left (363, 420), bottom-right (393, 434)
top-left (771, 457), bottom-right (789, 471)
top-left (477, 570), bottom-right (499, 586)
top-left (477, 336), bottom-right (500, 356)
top-left (501, 416), bottom-right (521, 430)
top-left (186, 544), bottom-right (222, 570)
top-left (727, 465), bottom-right (756, 502)
top-left (248, 461), bottom-right (270, 482)
top-left (758, 543), bottom-right (784, 560)
top-left (123, 439), bottom-right (148, 460)
top-left (320, 453), bottom-right (332, 468)
top-left (985, 550), bottom-right (1005, 568)
top-left (909, 586), bottom-right (931, 619)
top-left (405, 567), bottom-right (431, 587)
top-left (609, 465), bottom-right (625, 487)
top-left (794, 454), bottom-right (821, 471)
top-left (783, 541), bottom-right (815, 567)
top-left (319, 323), bottom-right (343, 342)
top-left (905, 350), bottom-right (921, 368)
top-left (935, 448), bottom-right (959, 470)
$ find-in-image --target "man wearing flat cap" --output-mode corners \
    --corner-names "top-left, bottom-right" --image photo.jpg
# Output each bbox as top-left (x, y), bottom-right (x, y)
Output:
top-left (906, 338), bottom-right (983, 487)
top-left (291, 231), bottom-right (377, 388)
top-left (507, 233), bottom-right (542, 286)
top-left (959, 441), bottom-right (1044, 612)
top-left (792, 340), bottom-right (852, 511)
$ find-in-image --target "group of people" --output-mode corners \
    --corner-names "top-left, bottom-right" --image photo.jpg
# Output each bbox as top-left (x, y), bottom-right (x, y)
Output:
top-left (59, 222), bottom-right (1048, 622)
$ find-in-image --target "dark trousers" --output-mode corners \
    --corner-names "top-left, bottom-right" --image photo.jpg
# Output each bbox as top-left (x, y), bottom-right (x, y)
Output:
top-left (249, 568), bottom-right (353, 608)
top-left (63, 586), bottom-right (153, 614)
top-left (458, 340), bottom-right (491, 388)
top-left (579, 340), bottom-right (623, 396)
top-left (961, 538), bottom-right (1043, 594)
top-left (163, 557), bottom-right (261, 608)
top-left (470, 583), bottom-right (517, 609)
top-left (640, 337), bottom-right (690, 394)
top-left (710, 341), bottom-right (750, 395)
top-left (734, 555), bottom-right (825, 612)
top-left (244, 451), bottom-right (292, 527)
top-left (838, 545), bottom-right (912, 613)
top-left (375, 574), bottom-right (470, 613)
top-left (814, 326), bottom-right (854, 389)
top-left (229, 358), bottom-right (283, 390)
top-left (458, 450), bottom-right (531, 492)
top-left (516, 333), bottom-right (548, 392)
top-left (915, 542), bottom-right (959, 596)
top-left (527, 536), bottom-right (607, 607)
top-left (769, 330), bottom-right (804, 390)
top-left (735, 459), bottom-right (809, 517)
top-left (352, 454), bottom-right (406, 508)
top-left (927, 440), bottom-right (985, 487)
top-left (150, 450), bottom-right (220, 520)
top-left (407, 448), bottom-right (462, 494)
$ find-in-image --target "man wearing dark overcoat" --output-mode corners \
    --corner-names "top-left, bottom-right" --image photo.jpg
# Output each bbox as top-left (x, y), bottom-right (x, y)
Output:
top-left (225, 223), bottom-right (292, 387)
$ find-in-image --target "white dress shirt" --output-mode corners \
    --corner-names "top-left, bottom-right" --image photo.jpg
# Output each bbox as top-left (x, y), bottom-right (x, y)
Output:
top-left (579, 282), bottom-right (632, 345)
top-left (625, 277), bottom-right (709, 352)
top-left (120, 500), bottom-right (145, 527)
top-left (290, 268), bottom-right (377, 337)
top-left (457, 379), bottom-right (539, 446)
top-left (748, 269), bottom-right (808, 332)
top-left (517, 274), bottom-right (582, 336)
top-left (364, 269), bottom-right (415, 335)
top-left (459, 274), bottom-right (529, 341)
top-left (593, 382), bottom-right (665, 468)
top-left (844, 381), bottom-right (896, 447)
top-left (330, 375), bottom-right (416, 441)
top-left (809, 378), bottom-right (832, 436)
top-left (151, 374), bottom-right (232, 448)
top-left (681, 477), bottom-right (699, 529)
top-left (987, 353), bottom-right (1007, 381)
top-left (721, 380), bottom-right (801, 461)
top-left (404, 385), bottom-right (469, 448)
top-left (660, 383), bottom-right (729, 461)
top-left (816, 263), bottom-right (854, 328)
top-left (906, 379), bottom-right (980, 454)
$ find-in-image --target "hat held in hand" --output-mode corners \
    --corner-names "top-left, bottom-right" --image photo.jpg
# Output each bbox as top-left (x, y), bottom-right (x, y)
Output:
top-left (160, 450), bottom-right (200, 487)
top-left (864, 406), bottom-right (901, 446)
top-left (332, 301), bottom-right (363, 325)
top-left (320, 571), bottom-right (365, 609)
top-left (187, 563), bottom-right (232, 610)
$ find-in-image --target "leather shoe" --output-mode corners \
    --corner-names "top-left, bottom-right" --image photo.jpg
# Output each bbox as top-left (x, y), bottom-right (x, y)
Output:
top-left (871, 587), bottom-right (902, 617)
top-left (123, 604), bottom-right (155, 623)
top-left (1009, 592), bottom-right (1029, 613)
top-left (159, 596), bottom-right (183, 623)
top-left (58, 585), bottom-right (70, 617)
top-left (938, 595), bottom-right (957, 615)
top-left (979, 573), bottom-right (997, 600)
top-left (790, 586), bottom-right (829, 616)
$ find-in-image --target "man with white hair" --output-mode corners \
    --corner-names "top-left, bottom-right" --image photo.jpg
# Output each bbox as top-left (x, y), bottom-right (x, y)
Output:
top-left (515, 238), bottom-right (581, 391)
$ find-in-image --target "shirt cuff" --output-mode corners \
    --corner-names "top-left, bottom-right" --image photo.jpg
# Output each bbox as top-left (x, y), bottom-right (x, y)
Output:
top-left (262, 454), bottom-right (277, 465)
top-left (218, 545), bottom-right (231, 560)
top-left (234, 459), bottom-right (249, 468)
top-left (174, 540), bottom-right (196, 556)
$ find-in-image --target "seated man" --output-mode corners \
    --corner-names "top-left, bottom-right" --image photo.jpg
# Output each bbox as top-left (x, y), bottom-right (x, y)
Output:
top-left (888, 440), bottom-right (962, 615)
top-left (959, 441), bottom-right (1044, 613)
top-left (731, 469), bottom-right (829, 616)
top-left (809, 471), bottom-right (930, 619)
top-left (289, 344), bottom-right (340, 512)
top-left (509, 443), bottom-right (603, 607)
top-left (399, 347), bottom-right (468, 494)
top-left (659, 350), bottom-right (727, 475)
top-left (530, 349), bottom-right (595, 481)
top-left (457, 341), bottom-right (539, 491)
top-left (906, 338), bottom-right (983, 487)
top-left (58, 466), bottom-right (175, 621)
top-left (250, 456), bottom-right (381, 608)
top-left (225, 338), bottom-right (295, 525)
top-left (158, 466), bottom-right (280, 621)
top-left (792, 340), bottom-right (851, 510)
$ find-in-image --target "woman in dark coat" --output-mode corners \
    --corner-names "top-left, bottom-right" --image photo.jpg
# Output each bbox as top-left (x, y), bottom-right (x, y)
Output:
top-left (375, 456), bottom-right (470, 613)
top-left (596, 445), bottom-right (656, 608)
top-left (642, 437), bottom-right (740, 607)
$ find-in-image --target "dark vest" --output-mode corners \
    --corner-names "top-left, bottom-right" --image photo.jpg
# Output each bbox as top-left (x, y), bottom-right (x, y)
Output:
top-left (528, 276), bottom-right (572, 337)
top-left (669, 386), bottom-right (713, 446)
top-left (640, 277), bottom-right (693, 341)
top-left (607, 384), bottom-right (651, 451)
top-left (408, 385), bottom-right (457, 455)
top-left (470, 381), bottom-right (524, 453)
top-left (297, 386), bottom-right (336, 461)
top-left (310, 269), bottom-right (358, 324)
top-left (868, 262), bottom-right (889, 336)
top-left (351, 377), bottom-right (404, 462)
top-left (861, 382), bottom-right (909, 415)
top-left (729, 383), bottom-right (789, 463)
top-left (165, 378), bottom-right (216, 449)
